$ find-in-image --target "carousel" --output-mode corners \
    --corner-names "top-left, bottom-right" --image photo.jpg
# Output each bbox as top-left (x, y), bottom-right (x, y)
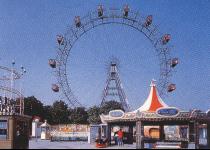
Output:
top-left (100, 81), bottom-right (210, 149)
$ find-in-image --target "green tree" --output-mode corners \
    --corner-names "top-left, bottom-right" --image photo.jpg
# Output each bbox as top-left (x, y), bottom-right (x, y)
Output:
top-left (69, 107), bottom-right (88, 124)
top-left (24, 96), bottom-right (44, 118)
top-left (43, 105), bottom-right (54, 124)
top-left (51, 100), bottom-right (70, 124)
top-left (100, 100), bottom-right (124, 115)
top-left (87, 101), bottom-right (124, 125)
top-left (87, 106), bottom-right (101, 124)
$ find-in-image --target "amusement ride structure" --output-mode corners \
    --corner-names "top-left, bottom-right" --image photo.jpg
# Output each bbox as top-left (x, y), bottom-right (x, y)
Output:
top-left (49, 5), bottom-right (179, 109)
top-left (100, 61), bottom-right (131, 112)
top-left (0, 61), bottom-right (26, 115)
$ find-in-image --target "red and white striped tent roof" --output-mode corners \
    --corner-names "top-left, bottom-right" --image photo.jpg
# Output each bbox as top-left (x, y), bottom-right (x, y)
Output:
top-left (134, 80), bottom-right (168, 113)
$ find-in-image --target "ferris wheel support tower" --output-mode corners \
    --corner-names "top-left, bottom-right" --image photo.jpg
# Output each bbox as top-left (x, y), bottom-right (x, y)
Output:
top-left (101, 62), bottom-right (131, 112)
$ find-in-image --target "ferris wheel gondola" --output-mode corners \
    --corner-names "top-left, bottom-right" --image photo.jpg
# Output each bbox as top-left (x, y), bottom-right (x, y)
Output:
top-left (48, 59), bottom-right (57, 69)
top-left (52, 84), bottom-right (59, 92)
top-left (123, 5), bottom-right (130, 17)
top-left (98, 5), bottom-right (104, 17)
top-left (162, 34), bottom-right (171, 45)
top-left (171, 58), bottom-right (179, 68)
top-left (168, 84), bottom-right (176, 92)
top-left (57, 35), bottom-right (64, 45)
top-left (144, 15), bottom-right (153, 27)
top-left (75, 16), bottom-right (81, 28)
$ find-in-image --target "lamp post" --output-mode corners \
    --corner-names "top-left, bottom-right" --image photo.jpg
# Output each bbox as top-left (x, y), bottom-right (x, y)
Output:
top-left (10, 60), bottom-right (15, 114)
top-left (20, 65), bottom-right (26, 115)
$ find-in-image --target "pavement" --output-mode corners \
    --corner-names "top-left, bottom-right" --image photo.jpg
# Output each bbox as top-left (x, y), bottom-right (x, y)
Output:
top-left (29, 139), bottom-right (136, 149)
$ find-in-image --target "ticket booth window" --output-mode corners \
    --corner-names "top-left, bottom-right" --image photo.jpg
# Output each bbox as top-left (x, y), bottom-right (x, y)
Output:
top-left (144, 126), bottom-right (160, 139)
top-left (164, 126), bottom-right (181, 140)
top-left (0, 120), bottom-right (7, 140)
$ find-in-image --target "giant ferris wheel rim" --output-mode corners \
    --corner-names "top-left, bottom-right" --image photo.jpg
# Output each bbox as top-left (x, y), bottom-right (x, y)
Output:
top-left (54, 6), bottom-right (176, 108)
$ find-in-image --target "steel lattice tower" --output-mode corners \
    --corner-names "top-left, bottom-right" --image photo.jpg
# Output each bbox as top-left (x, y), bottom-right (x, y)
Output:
top-left (101, 62), bottom-right (131, 112)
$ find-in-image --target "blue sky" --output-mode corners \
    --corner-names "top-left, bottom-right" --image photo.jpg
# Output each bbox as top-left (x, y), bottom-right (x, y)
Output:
top-left (0, 0), bottom-right (209, 111)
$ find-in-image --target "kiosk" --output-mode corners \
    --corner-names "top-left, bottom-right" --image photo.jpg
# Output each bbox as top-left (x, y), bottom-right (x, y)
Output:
top-left (100, 81), bottom-right (210, 149)
top-left (40, 120), bottom-right (51, 140)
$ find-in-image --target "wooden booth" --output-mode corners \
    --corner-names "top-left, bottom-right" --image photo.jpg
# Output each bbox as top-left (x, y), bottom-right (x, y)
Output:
top-left (0, 115), bottom-right (31, 149)
top-left (100, 81), bottom-right (210, 149)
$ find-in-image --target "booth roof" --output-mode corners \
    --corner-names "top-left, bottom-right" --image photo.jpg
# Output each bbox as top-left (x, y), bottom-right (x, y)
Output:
top-left (100, 81), bottom-right (210, 123)
top-left (133, 81), bottom-right (169, 113)
top-left (40, 120), bottom-right (50, 127)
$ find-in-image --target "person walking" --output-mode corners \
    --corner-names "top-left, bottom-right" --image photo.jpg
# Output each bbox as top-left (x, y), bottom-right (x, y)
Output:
top-left (117, 129), bottom-right (124, 147)
top-left (114, 131), bottom-right (118, 145)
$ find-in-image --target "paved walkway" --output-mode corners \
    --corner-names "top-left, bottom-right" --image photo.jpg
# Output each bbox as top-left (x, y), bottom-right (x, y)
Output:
top-left (29, 139), bottom-right (136, 149)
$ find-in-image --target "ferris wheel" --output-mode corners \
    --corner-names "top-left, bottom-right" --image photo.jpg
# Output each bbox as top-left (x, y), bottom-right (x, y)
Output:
top-left (49, 5), bottom-right (179, 108)
top-left (0, 61), bottom-right (26, 115)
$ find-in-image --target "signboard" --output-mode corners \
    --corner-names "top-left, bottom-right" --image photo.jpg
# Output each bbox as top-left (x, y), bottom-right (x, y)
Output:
top-left (109, 110), bottom-right (124, 118)
top-left (156, 107), bottom-right (179, 117)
